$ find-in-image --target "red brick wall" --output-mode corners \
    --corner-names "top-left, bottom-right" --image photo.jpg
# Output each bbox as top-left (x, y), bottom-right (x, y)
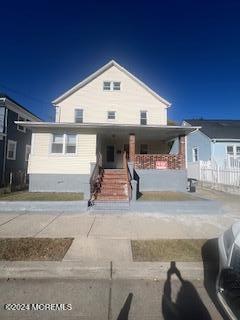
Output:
top-left (134, 154), bottom-right (184, 170)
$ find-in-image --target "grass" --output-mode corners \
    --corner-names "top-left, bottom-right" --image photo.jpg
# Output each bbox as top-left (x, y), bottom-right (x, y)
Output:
top-left (0, 191), bottom-right (84, 201)
top-left (137, 191), bottom-right (198, 201)
top-left (0, 238), bottom-right (73, 261)
top-left (131, 239), bottom-right (206, 262)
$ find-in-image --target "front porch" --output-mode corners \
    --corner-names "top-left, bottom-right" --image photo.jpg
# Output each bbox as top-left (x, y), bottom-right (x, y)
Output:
top-left (97, 128), bottom-right (186, 170)
top-left (91, 125), bottom-right (197, 205)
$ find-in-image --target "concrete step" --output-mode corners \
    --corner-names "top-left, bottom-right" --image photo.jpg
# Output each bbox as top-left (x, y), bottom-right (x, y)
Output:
top-left (91, 200), bottom-right (130, 211)
top-left (97, 195), bottom-right (128, 201)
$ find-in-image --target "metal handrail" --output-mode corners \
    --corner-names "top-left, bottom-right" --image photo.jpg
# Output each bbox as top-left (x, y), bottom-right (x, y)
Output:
top-left (89, 152), bottom-right (103, 203)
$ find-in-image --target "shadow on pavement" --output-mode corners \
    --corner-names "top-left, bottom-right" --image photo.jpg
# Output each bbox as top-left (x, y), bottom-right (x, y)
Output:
top-left (117, 293), bottom-right (133, 320)
top-left (162, 261), bottom-right (212, 320)
top-left (202, 238), bottom-right (228, 320)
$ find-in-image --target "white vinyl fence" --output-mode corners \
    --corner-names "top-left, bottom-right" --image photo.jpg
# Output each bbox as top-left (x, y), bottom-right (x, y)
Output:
top-left (188, 160), bottom-right (240, 187)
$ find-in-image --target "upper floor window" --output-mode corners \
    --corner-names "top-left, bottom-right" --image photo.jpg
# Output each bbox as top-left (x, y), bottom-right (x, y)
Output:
top-left (103, 81), bottom-right (121, 91)
top-left (25, 144), bottom-right (31, 161)
top-left (140, 111), bottom-right (147, 125)
top-left (75, 109), bottom-right (83, 123)
top-left (51, 134), bottom-right (77, 155)
top-left (103, 81), bottom-right (111, 91)
top-left (17, 115), bottom-right (26, 132)
top-left (192, 147), bottom-right (199, 162)
top-left (107, 111), bottom-right (116, 120)
top-left (113, 82), bottom-right (121, 90)
top-left (7, 140), bottom-right (17, 160)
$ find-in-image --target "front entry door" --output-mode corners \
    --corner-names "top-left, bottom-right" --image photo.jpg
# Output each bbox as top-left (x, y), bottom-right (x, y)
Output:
top-left (106, 145), bottom-right (115, 168)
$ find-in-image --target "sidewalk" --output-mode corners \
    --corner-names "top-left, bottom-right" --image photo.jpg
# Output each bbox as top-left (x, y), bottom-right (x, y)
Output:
top-left (0, 208), bottom-right (237, 280)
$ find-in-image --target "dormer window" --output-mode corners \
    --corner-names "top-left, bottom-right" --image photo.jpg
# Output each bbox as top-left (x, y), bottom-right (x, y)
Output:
top-left (103, 81), bottom-right (121, 91)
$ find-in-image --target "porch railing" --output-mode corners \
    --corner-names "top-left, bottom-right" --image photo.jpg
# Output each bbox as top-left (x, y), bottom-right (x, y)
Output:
top-left (123, 151), bottom-right (132, 200)
top-left (134, 154), bottom-right (184, 170)
top-left (90, 152), bottom-right (104, 202)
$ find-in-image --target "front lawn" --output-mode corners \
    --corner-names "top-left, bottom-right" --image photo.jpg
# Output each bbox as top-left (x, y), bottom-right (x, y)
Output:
top-left (0, 238), bottom-right (73, 261)
top-left (0, 191), bottom-right (84, 201)
top-left (137, 191), bottom-right (198, 201)
top-left (131, 239), bottom-right (206, 262)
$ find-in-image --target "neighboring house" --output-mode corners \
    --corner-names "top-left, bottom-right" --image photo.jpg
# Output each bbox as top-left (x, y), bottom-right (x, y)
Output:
top-left (17, 60), bottom-right (197, 203)
top-left (0, 94), bottom-right (40, 188)
top-left (181, 119), bottom-right (240, 167)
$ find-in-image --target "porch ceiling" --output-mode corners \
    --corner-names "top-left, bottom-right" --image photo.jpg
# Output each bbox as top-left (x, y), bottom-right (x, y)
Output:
top-left (15, 122), bottom-right (200, 140)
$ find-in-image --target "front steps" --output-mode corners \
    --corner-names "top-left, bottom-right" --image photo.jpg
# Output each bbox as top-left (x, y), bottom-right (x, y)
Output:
top-left (91, 169), bottom-right (130, 211)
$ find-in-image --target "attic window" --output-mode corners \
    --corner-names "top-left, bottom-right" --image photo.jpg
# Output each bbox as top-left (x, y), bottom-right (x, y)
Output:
top-left (103, 81), bottom-right (121, 91)
top-left (103, 81), bottom-right (111, 91)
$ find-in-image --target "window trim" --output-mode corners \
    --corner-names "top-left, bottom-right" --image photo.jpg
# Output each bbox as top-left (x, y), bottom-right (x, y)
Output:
top-left (25, 144), bottom-right (31, 161)
top-left (74, 108), bottom-right (83, 123)
top-left (7, 140), bottom-right (17, 160)
top-left (50, 134), bottom-right (77, 156)
top-left (107, 111), bottom-right (116, 120)
top-left (192, 147), bottom-right (199, 162)
top-left (140, 110), bottom-right (148, 125)
top-left (17, 115), bottom-right (26, 132)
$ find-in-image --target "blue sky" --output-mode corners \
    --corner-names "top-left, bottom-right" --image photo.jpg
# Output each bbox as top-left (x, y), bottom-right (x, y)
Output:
top-left (0, 0), bottom-right (240, 122)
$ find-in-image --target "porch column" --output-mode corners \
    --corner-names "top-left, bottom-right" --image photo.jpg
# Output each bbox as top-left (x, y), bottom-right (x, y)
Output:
top-left (129, 133), bottom-right (135, 163)
top-left (179, 135), bottom-right (186, 169)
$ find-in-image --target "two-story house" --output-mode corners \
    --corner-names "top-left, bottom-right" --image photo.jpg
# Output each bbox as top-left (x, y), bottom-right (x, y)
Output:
top-left (0, 94), bottom-right (40, 189)
top-left (17, 60), bottom-right (198, 205)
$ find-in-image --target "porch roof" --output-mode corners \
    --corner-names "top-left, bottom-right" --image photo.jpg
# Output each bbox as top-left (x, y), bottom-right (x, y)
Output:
top-left (15, 121), bottom-right (200, 139)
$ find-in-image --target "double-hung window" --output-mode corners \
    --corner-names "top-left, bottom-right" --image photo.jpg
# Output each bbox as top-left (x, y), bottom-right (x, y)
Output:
top-left (75, 109), bottom-right (83, 123)
top-left (65, 135), bottom-right (76, 154)
top-left (113, 82), bottom-right (121, 90)
top-left (140, 111), bottom-right (147, 125)
top-left (7, 140), bottom-right (17, 160)
top-left (51, 134), bottom-right (64, 153)
top-left (17, 115), bottom-right (26, 132)
top-left (107, 111), bottom-right (116, 120)
top-left (51, 134), bottom-right (76, 155)
top-left (103, 81), bottom-right (111, 91)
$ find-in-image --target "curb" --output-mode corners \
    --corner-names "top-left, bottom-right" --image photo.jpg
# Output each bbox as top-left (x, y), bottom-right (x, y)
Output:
top-left (0, 261), bottom-right (208, 281)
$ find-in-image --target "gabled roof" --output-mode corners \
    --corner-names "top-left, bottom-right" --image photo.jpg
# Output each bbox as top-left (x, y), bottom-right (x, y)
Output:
top-left (0, 93), bottom-right (41, 121)
top-left (184, 119), bottom-right (240, 140)
top-left (52, 60), bottom-right (171, 106)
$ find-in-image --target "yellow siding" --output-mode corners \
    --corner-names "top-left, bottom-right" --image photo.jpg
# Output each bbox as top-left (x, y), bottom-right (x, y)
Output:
top-left (57, 65), bottom-right (167, 125)
top-left (28, 133), bottom-right (96, 174)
